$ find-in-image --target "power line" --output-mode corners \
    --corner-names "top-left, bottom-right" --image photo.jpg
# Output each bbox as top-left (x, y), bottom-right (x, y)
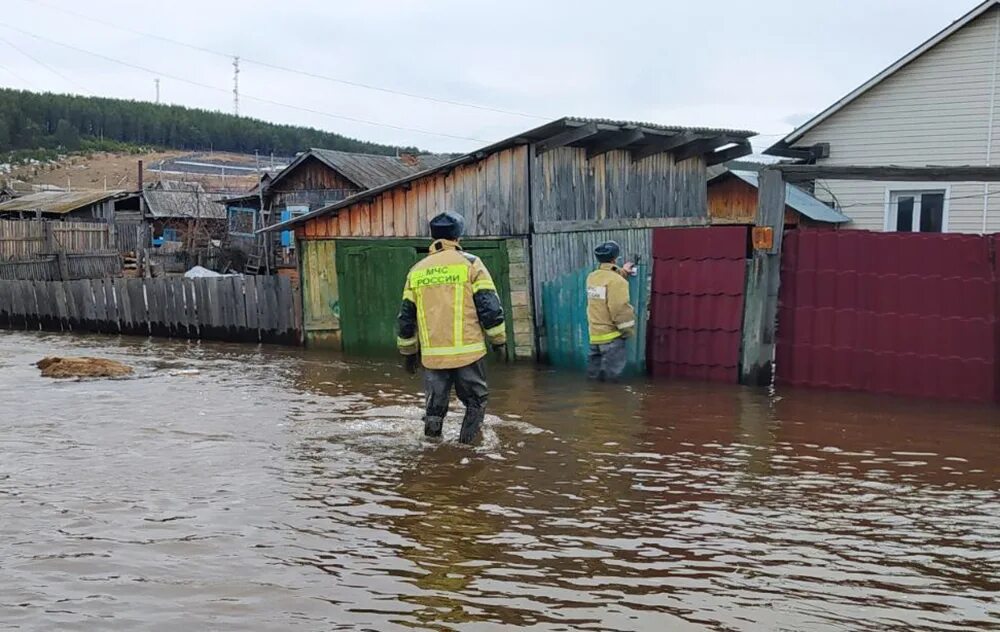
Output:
top-left (0, 21), bottom-right (488, 145)
top-left (0, 33), bottom-right (87, 93)
top-left (0, 58), bottom-right (35, 89)
top-left (19, 0), bottom-right (549, 121)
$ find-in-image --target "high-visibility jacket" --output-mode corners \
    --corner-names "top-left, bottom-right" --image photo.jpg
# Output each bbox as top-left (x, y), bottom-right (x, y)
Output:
top-left (586, 263), bottom-right (636, 345)
top-left (397, 239), bottom-right (506, 370)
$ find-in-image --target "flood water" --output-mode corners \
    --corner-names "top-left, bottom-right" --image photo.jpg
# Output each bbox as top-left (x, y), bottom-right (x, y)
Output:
top-left (0, 330), bottom-right (997, 631)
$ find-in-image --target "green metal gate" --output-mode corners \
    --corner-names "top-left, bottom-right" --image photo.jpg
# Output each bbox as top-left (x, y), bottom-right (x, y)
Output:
top-left (336, 239), bottom-right (514, 358)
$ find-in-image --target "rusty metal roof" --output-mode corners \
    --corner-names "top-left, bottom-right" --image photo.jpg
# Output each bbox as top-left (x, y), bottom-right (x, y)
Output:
top-left (0, 189), bottom-right (132, 215)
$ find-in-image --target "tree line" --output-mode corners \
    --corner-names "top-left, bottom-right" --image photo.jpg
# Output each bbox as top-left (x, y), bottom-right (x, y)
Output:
top-left (0, 88), bottom-right (419, 156)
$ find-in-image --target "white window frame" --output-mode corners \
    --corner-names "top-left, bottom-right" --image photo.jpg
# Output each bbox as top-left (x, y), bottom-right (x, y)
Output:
top-left (883, 184), bottom-right (950, 232)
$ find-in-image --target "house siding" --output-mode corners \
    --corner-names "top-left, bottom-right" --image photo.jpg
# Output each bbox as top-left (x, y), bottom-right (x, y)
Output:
top-left (794, 6), bottom-right (1000, 233)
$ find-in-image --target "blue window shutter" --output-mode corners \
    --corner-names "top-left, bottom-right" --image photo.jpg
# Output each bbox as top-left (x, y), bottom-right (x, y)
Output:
top-left (281, 206), bottom-right (308, 249)
top-left (280, 209), bottom-right (293, 247)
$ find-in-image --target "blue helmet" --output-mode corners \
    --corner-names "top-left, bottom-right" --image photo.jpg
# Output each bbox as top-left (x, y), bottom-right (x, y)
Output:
top-left (429, 211), bottom-right (465, 240)
top-left (594, 240), bottom-right (620, 263)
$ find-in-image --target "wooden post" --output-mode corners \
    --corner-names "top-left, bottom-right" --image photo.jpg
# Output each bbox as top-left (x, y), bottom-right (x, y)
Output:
top-left (56, 251), bottom-right (70, 281)
top-left (43, 222), bottom-right (55, 252)
top-left (740, 169), bottom-right (786, 386)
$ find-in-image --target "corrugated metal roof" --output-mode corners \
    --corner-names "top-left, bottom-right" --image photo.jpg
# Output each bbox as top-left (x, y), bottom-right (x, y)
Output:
top-left (567, 116), bottom-right (756, 138)
top-left (718, 170), bottom-right (851, 224)
top-left (143, 186), bottom-right (227, 219)
top-left (0, 189), bottom-right (131, 215)
top-left (262, 117), bottom-right (758, 233)
top-left (308, 149), bottom-right (451, 190)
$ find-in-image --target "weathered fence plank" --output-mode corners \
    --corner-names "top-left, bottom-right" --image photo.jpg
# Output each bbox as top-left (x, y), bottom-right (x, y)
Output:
top-left (127, 278), bottom-right (147, 334)
top-left (175, 278), bottom-right (191, 338)
top-left (230, 277), bottom-right (248, 340)
top-left (11, 280), bottom-right (27, 329)
top-left (113, 278), bottom-right (130, 333)
top-left (260, 276), bottom-right (279, 342)
top-left (276, 275), bottom-right (294, 344)
top-left (91, 279), bottom-right (108, 332)
top-left (36, 281), bottom-right (54, 330)
top-left (244, 274), bottom-right (259, 339)
top-left (0, 281), bottom-right (10, 328)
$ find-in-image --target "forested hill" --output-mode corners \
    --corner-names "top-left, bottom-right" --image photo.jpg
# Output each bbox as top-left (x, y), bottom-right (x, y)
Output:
top-left (0, 88), bottom-right (418, 156)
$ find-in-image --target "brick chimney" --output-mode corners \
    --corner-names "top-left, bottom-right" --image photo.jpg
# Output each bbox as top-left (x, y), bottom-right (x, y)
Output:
top-left (399, 153), bottom-right (419, 167)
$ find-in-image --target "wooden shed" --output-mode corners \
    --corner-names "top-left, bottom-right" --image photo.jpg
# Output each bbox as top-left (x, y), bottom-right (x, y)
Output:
top-left (708, 169), bottom-right (850, 227)
top-left (265, 117), bottom-right (755, 366)
top-left (222, 149), bottom-right (448, 271)
top-left (0, 189), bottom-right (139, 222)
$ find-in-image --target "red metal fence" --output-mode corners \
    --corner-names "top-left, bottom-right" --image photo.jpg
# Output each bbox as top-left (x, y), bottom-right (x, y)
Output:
top-left (776, 230), bottom-right (1000, 403)
top-left (648, 226), bottom-right (748, 382)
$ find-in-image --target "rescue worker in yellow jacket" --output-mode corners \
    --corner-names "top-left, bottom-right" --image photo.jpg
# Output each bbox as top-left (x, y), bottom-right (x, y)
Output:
top-left (397, 211), bottom-right (507, 443)
top-left (586, 241), bottom-right (636, 381)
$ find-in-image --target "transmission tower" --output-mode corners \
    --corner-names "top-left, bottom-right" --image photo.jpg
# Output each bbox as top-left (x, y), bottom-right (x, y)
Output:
top-left (232, 56), bottom-right (240, 116)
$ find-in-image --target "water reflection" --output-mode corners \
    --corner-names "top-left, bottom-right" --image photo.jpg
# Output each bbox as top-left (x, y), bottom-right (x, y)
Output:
top-left (0, 330), bottom-right (996, 631)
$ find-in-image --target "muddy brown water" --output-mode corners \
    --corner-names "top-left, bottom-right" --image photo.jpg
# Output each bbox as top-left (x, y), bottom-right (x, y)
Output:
top-left (0, 330), bottom-right (997, 631)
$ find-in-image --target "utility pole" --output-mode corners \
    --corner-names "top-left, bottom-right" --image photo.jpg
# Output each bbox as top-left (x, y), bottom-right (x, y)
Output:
top-left (232, 56), bottom-right (240, 116)
top-left (154, 78), bottom-right (160, 104)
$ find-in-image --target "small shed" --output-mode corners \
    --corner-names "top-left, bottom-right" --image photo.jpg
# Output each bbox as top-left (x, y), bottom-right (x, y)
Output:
top-left (708, 170), bottom-right (850, 227)
top-left (0, 189), bottom-right (139, 222)
top-left (142, 181), bottom-right (227, 246)
top-left (265, 117), bottom-right (755, 369)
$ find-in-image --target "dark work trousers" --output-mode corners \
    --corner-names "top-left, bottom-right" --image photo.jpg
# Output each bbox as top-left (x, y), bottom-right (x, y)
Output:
top-left (423, 358), bottom-right (489, 443)
top-left (587, 337), bottom-right (627, 381)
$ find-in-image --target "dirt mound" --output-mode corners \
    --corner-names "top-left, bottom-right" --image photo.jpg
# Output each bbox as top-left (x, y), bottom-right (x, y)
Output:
top-left (37, 356), bottom-right (134, 379)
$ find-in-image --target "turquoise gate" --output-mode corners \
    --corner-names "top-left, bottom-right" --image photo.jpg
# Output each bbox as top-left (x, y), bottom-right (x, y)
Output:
top-left (541, 264), bottom-right (649, 375)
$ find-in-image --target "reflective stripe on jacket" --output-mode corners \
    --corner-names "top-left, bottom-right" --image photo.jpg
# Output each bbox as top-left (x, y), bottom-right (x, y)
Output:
top-left (586, 263), bottom-right (635, 345)
top-left (397, 239), bottom-right (506, 370)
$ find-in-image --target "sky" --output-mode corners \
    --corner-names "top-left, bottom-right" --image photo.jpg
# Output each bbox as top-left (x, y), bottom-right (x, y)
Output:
top-left (0, 0), bottom-right (986, 155)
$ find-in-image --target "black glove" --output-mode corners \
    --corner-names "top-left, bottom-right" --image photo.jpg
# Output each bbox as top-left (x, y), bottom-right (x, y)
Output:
top-left (403, 354), bottom-right (419, 374)
top-left (491, 343), bottom-right (507, 361)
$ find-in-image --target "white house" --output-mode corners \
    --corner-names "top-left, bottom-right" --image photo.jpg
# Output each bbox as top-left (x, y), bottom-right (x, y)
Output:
top-left (767, 0), bottom-right (1000, 234)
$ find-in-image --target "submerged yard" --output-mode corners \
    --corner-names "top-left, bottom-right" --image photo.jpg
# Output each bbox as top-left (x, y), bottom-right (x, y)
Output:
top-left (0, 330), bottom-right (997, 631)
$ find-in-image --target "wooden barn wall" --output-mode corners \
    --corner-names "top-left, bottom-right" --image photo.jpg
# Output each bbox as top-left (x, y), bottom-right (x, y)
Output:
top-left (299, 146), bottom-right (529, 240)
top-left (532, 148), bottom-right (708, 223)
top-left (708, 177), bottom-right (799, 226)
top-left (272, 156), bottom-right (362, 211)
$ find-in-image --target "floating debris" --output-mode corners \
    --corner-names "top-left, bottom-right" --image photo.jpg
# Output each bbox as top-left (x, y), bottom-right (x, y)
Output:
top-left (36, 356), bottom-right (133, 379)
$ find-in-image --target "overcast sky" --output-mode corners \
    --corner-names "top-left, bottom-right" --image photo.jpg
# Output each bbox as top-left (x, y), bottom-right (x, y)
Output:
top-left (0, 0), bottom-right (985, 155)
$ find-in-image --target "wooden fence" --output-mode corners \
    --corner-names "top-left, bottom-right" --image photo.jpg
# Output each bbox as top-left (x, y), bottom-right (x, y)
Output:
top-left (0, 251), bottom-right (122, 281)
top-left (0, 275), bottom-right (300, 344)
top-left (0, 219), bottom-right (111, 259)
top-left (0, 219), bottom-right (148, 259)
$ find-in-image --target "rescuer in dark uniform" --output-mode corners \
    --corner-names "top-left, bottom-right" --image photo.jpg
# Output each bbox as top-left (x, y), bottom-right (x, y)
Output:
top-left (397, 211), bottom-right (507, 444)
